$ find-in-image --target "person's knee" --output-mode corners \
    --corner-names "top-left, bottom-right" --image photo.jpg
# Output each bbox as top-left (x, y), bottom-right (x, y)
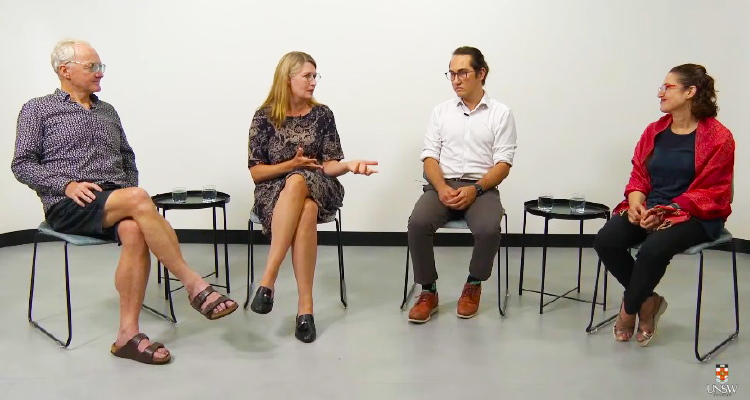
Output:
top-left (472, 222), bottom-right (501, 242)
top-left (118, 219), bottom-right (145, 246)
top-left (593, 227), bottom-right (624, 255)
top-left (636, 241), bottom-right (671, 264)
top-left (593, 231), bottom-right (611, 254)
top-left (282, 174), bottom-right (308, 197)
top-left (407, 211), bottom-right (434, 235)
top-left (120, 187), bottom-right (154, 214)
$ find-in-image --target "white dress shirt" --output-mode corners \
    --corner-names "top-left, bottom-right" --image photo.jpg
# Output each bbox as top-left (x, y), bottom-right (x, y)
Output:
top-left (420, 92), bottom-right (517, 181)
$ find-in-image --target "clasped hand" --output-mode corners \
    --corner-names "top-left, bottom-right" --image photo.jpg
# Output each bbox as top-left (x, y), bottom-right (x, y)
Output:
top-left (627, 203), bottom-right (664, 231)
top-left (438, 185), bottom-right (477, 210)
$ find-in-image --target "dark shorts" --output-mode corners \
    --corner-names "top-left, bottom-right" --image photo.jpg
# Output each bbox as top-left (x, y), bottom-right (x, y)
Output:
top-left (45, 183), bottom-right (123, 243)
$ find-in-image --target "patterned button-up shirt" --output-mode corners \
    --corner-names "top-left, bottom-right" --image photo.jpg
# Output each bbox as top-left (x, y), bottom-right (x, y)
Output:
top-left (11, 89), bottom-right (138, 214)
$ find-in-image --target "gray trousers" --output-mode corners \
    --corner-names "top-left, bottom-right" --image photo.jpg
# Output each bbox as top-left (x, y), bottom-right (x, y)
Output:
top-left (407, 181), bottom-right (504, 285)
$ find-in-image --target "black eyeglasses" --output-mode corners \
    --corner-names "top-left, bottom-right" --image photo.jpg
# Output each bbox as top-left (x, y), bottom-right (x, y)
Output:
top-left (445, 70), bottom-right (475, 81)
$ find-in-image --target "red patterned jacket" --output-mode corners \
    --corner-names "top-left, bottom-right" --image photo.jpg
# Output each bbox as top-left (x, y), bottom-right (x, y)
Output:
top-left (613, 114), bottom-right (734, 226)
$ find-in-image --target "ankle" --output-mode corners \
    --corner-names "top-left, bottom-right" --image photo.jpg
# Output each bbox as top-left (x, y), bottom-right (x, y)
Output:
top-left (466, 275), bottom-right (482, 285)
top-left (260, 275), bottom-right (277, 290)
top-left (298, 299), bottom-right (313, 315)
top-left (185, 276), bottom-right (208, 295)
top-left (116, 326), bottom-right (139, 344)
top-left (421, 282), bottom-right (437, 293)
top-left (619, 309), bottom-right (636, 322)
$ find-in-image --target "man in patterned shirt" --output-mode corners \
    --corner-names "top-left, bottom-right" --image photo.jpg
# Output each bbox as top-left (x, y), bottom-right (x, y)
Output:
top-left (11, 39), bottom-right (237, 364)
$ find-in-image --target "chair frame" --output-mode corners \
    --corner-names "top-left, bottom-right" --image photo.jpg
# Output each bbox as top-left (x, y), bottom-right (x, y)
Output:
top-left (586, 230), bottom-right (739, 362)
top-left (28, 223), bottom-right (178, 348)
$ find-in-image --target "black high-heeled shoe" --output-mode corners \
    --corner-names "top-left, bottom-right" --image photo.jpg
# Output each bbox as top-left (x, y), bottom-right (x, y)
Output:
top-left (249, 286), bottom-right (274, 314)
top-left (295, 314), bottom-right (316, 343)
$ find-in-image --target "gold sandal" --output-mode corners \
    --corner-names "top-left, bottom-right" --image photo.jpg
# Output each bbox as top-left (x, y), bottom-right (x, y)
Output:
top-left (613, 301), bottom-right (636, 342)
top-left (637, 295), bottom-right (668, 347)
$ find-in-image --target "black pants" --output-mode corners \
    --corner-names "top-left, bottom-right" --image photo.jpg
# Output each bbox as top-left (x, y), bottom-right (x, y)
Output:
top-left (593, 214), bottom-right (709, 314)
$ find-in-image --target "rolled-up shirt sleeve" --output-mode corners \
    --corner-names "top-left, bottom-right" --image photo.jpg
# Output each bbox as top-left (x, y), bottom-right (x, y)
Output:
top-left (11, 101), bottom-right (72, 195)
top-left (493, 108), bottom-right (517, 166)
top-left (419, 107), bottom-right (442, 162)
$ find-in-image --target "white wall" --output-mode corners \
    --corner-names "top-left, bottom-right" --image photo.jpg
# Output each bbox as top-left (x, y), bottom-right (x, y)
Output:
top-left (1, 0), bottom-right (748, 237)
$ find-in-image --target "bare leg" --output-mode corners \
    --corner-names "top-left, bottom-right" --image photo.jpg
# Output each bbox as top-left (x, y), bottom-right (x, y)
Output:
top-left (291, 199), bottom-right (318, 315)
top-left (112, 219), bottom-right (168, 359)
top-left (102, 187), bottom-right (233, 315)
top-left (259, 174), bottom-right (311, 291)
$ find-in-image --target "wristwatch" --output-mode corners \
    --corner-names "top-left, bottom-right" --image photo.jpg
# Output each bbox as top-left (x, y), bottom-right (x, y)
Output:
top-left (473, 183), bottom-right (484, 196)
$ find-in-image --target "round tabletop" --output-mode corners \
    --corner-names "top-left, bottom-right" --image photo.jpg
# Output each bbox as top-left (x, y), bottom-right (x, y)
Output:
top-left (152, 191), bottom-right (231, 210)
top-left (524, 198), bottom-right (610, 220)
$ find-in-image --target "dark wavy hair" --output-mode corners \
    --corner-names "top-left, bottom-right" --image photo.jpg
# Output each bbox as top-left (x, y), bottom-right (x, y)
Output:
top-left (670, 64), bottom-right (718, 120)
top-left (452, 46), bottom-right (489, 85)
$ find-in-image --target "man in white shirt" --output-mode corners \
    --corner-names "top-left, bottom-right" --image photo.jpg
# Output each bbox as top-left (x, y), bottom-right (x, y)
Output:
top-left (407, 46), bottom-right (517, 323)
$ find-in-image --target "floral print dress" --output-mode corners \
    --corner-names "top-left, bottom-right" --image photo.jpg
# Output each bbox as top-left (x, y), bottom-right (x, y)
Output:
top-left (248, 104), bottom-right (345, 236)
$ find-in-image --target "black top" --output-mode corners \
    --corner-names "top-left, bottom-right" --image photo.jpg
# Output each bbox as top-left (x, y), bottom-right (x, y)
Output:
top-left (646, 127), bottom-right (723, 239)
top-left (646, 127), bottom-right (696, 208)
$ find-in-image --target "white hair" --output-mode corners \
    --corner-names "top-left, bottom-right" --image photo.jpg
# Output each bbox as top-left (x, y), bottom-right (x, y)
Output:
top-left (50, 39), bottom-right (91, 74)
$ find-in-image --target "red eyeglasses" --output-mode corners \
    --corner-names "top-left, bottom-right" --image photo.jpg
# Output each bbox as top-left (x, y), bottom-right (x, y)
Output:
top-left (657, 83), bottom-right (680, 95)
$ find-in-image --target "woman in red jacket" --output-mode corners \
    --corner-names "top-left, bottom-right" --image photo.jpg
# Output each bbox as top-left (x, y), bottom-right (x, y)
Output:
top-left (594, 64), bottom-right (734, 346)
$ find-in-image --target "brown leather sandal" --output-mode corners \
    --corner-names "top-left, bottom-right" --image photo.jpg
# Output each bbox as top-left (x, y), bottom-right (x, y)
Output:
top-left (189, 285), bottom-right (238, 320)
top-left (110, 333), bottom-right (171, 365)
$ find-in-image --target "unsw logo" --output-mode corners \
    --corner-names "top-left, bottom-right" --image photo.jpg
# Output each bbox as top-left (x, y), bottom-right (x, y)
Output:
top-left (707, 364), bottom-right (739, 397)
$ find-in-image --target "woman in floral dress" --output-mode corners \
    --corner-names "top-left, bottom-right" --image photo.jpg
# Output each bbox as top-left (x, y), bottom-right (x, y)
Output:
top-left (247, 51), bottom-right (377, 343)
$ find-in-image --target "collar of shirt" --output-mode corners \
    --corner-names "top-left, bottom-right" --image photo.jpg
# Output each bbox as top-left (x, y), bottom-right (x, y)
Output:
top-left (454, 91), bottom-right (490, 114)
top-left (54, 88), bottom-right (100, 109)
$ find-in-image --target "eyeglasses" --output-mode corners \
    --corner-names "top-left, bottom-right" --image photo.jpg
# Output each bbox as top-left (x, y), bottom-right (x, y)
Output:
top-left (299, 73), bottom-right (321, 83)
top-left (445, 70), bottom-right (475, 81)
top-left (66, 61), bottom-right (106, 73)
top-left (657, 83), bottom-right (679, 95)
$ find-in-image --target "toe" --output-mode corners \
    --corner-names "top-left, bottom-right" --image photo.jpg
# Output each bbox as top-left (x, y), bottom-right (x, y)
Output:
top-left (156, 347), bottom-right (170, 359)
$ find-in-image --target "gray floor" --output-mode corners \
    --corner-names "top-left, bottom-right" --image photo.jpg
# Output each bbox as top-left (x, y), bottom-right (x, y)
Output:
top-left (0, 242), bottom-right (747, 400)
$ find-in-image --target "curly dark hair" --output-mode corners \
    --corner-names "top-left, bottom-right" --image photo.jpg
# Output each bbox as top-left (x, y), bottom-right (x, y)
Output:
top-left (669, 64), bottom-right (718, 120)
top-left (452, 46), bottom-right (489, 85)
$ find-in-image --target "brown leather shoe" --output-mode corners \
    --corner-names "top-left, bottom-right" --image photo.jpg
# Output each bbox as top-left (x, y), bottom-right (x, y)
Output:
top-left (457, 283), bottom-right (481, 318)
top-left (408, 291), bottom-right (439, 323)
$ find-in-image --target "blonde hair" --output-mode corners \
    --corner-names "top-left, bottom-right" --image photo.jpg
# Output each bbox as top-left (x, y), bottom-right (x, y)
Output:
top-left (261, 51), bottom-right (319, 128)
top-left (51, 39), bottom-right (91, 74)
